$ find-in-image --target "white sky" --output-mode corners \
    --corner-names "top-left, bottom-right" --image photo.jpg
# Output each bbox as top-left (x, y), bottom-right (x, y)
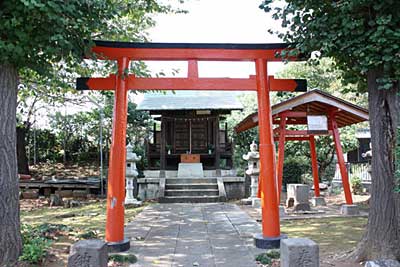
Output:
top-left (132, 0), bottom-right (286, 103)
top-left (145, 0), bottom-right (284, 78)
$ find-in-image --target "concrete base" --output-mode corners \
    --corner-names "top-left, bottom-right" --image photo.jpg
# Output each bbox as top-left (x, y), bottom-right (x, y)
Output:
top-left (240, 198), bottom-right (252, 205)
top-left (177, 163), bottom-right (204, 178)
top-left (254, 233), bottom-right (287, 249)
top-left (125, 199), bottom-right (142, 206)
top-left (340, 204), bottom-right (360, 215)
top-left (252, 198), bottom-right (261, 208)
top-left (280, 238), bottom-right (319, 267)
top-left (311, 197), bottom-right (326, 207)
top-left (293, 203), bottom-right (311, 211)
top-left (107, 238), bottom-right (130, 253)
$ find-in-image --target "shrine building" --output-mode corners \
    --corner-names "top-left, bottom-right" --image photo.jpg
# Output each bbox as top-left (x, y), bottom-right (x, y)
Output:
top-left (137, 92), bottom-right (243, 178)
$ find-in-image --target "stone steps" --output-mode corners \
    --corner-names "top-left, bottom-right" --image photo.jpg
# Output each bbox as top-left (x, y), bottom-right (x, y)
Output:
top-left (160, 195), bottom-right (221, 203)
top-left (165, 183), bottom-right (218, 190)
top-left (160, 177), bottom-right (222, 203)
top-left (164, 189), bottom-right (219, 197)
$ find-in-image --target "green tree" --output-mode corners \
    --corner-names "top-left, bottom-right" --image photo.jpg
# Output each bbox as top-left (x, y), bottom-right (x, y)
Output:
top-left (0, 0), bottom-right (178, 264)
top-left (260, 0), bottom-right (400, 260)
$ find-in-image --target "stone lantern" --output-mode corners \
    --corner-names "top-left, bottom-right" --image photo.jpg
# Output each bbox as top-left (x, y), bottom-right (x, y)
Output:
top-left (125, 143), bottom-right (142, 205)
top-left (242, 141), bottom-right (261, 207)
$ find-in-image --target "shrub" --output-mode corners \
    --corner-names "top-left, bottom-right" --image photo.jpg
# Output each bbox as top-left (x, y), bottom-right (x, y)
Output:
top-left (109, 254), bottom-right (137, 264)
top-left (19, 224), bottom-right (52, 264)
top-left (283, 157), bottom-right (309, 188)
top-left (351, 176), bottom-right (363, 195)
top-left (255, 253), bottom-right (272, 265)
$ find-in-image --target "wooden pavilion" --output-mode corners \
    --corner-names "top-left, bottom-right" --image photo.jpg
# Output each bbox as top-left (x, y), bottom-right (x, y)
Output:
top-left (235, 89), bottom-right (369, 204)
top-left (138, 92), bottom-right (243, 175)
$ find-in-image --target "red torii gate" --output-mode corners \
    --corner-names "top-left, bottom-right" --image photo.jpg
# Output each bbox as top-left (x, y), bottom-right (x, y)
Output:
top-left (234, 89), bottom-right (369, 205)
top-left (77, 41), bottom-right (306, 251)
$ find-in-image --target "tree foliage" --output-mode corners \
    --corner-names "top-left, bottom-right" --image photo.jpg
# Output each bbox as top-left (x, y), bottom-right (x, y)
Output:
top-left (260, 0), bottom-right (400, 90)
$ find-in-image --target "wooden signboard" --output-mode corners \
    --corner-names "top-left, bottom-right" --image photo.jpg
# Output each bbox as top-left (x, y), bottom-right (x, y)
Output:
top-left (180, 154), bottom-right (200, 163)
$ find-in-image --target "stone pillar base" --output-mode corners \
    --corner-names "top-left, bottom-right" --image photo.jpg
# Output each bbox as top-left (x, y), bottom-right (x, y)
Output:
top-left (254, 233), bottom-right (287, 249)
top-left (125, 199), bottom-right (142, 206)
top-left (107, 238), bottom-right (130, 253)
top-left (280, 238), bottom-right (319, 267)
top-left (240, 198), bottom-right (252, 205)
top-left (252, 198), bottom-right (261, 208)
top-left (311, 197), bottom-right (326, 207)
top-left (340, 204), bottom-right (359, 215)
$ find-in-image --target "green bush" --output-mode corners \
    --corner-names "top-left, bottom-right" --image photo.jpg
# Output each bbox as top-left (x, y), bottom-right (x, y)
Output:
top-left (351, 176), bottom-right (363, 195)
top-left (19, 224), bottom-right (52, 264)
top-left (265, 249), bottom-right (280, 259)
top-left (255, 253), bottom-right (272, 265)
top-left (109, 254), bottom-right (137, 264)
top-left (283, 157), bottom-right (309, 189)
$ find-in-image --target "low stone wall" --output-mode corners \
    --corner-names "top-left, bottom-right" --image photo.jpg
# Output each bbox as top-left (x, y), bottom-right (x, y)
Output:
top-left (223, 177), bottom-right (246, 200)
top-left (137, 178), bottom-right (160, 200)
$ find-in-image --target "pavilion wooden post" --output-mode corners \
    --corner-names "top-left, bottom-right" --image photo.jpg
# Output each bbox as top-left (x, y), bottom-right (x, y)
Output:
top-left (329, 111), bottom-right (353, 204)
top-left (214, 116), bottom-right (221, 176)
top-left (276, 113), bottom-right (287, 203)
top-left (160, 117), bottom-right (166, 178)
top-left (254, 58), bottom-right (281, 247)
top-left (309, 135), bottom-right (320, 197)
top-left (105, 57), bottom-right (130, 251)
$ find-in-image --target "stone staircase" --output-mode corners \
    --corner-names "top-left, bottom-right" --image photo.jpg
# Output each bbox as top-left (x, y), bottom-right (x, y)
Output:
top-left (159, 178), bottom-right (226, 203)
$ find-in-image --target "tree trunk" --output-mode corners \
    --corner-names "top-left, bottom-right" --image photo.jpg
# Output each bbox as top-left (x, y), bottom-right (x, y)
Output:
top-left (0, 64), bottom-right (22, 265)
top-left (16, 126), bottom-right (30, 175)
top-left (351, 69), bottom-right (400, 261)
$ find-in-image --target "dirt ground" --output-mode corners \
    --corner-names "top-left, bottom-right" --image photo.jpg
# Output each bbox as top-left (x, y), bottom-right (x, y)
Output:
top-left (242, 191), bottom-right (370, 267)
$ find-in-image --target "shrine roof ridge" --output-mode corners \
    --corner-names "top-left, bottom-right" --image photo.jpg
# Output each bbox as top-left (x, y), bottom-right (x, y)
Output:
top-left (92, 40), bottom-right (291, 50)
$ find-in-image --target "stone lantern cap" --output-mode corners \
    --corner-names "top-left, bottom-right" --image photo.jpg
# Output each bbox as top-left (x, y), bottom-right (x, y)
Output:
top-left (126, 143), bottom-right (142, 162)
top-left (243, 141), bottom-right (260, 161)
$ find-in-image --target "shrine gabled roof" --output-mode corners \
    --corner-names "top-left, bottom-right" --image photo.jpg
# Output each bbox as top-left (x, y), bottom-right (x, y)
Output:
top-left (234, 89), bottom-right (369, 133)
top-left (137, 92), bottom-right (243, 111)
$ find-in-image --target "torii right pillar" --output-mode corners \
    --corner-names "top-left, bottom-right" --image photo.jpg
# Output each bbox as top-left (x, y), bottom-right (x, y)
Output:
top-left (329, 111), bottom-right (359, 215)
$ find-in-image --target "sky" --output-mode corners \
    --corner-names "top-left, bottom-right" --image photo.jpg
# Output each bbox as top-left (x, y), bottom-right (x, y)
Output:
top-left (145, 0), bottom-right (284, 78)
top-left (135, 0), bottom-right (286, 100)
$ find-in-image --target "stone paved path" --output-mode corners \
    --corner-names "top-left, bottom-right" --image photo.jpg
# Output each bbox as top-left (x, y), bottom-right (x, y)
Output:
top-left (125, 203), bottom-right (266, 267)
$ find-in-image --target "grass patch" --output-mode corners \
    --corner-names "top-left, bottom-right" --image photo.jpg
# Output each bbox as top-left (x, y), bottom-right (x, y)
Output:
top-left (109, 254), bottom-right (137, 264)
top-left (21, 200), bottom-right (145, 238)
top-left (281, 216), bottom-right (367, 255)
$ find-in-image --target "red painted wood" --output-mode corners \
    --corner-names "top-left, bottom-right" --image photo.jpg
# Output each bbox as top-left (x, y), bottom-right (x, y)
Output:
top-left (309, 135), bottom-right (320, 197)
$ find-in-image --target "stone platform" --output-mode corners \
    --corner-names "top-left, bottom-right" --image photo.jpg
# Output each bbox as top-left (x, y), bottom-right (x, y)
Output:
top-left (125, 203), bottom-right (266, 267)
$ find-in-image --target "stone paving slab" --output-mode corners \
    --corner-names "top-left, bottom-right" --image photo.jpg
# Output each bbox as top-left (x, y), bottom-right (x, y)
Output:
top-left (125, 203), bottom-right (266, 267)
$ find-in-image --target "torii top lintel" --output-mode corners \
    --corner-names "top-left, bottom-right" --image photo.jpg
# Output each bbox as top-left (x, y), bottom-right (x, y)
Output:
top-left (89, 40), bottom-right (295, 61)
top-left (78, 41), bottom-right (306, 92)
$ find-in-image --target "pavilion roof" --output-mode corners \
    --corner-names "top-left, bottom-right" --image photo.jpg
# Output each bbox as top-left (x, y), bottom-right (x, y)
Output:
top-left (137, 92), bottom-right (243, 111)
top-left (234, 89), bottom-right (369, 133)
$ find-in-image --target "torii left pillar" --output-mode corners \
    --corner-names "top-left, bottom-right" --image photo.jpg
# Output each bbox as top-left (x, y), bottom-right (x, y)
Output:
top-left (105, 57), bottom-right (130, 252)
top-left (254, 58), bottom-right (285, 248)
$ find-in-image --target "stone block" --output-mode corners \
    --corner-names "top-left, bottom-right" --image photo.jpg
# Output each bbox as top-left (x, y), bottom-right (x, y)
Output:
top-left (49, 194), bottom-right (63, 207)
top-left (287, 184), bottom-right (310, 204)
top-left (22, 190), bottom-right (39, 199)
top-left (340, 204), bottom-right (360, 215)
top-left (252, 198), bottom-right (261, 208)
top-left (68, 239), bottom-right (108, 267)
top-left (311, 197), bottom-right (326, 206)
top-left (281, 238), bottom-right (319, 267)
top-left (72, 190), bottom-right (88, 199)
top-left (240, 198), bottom-right (252, 205)
top-left (177, 163), bottom-right (203, 178)
top-left (56, 190), bottom-right (73, 198)
top-left (365, 259), bottom-right (400, 267)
